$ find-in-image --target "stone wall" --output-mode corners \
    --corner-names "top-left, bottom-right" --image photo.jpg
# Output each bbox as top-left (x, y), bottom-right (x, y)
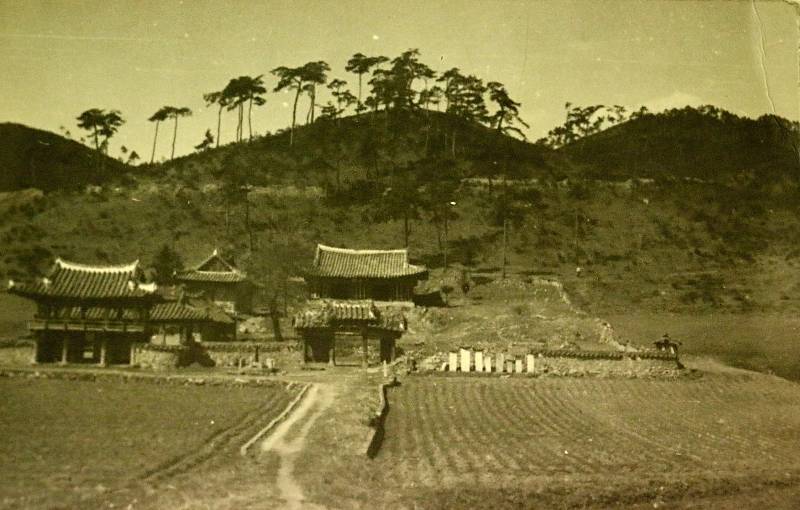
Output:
top-left (0, 342), bottom-right (34, 366)
top-left (202, 341), bottom-right (297, 368)
top-left (130, 344), bottom-right (189, 370)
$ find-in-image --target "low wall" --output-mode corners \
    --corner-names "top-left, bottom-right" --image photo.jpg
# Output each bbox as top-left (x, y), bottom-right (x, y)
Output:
top-left (0, 341), bottom-right (34, 366)
top-left (202, 341), bottom-right (297, 368)
top-left (131, 344), bottom-right (189, 370)
top-left (431, 348), bottom-right (681, 378)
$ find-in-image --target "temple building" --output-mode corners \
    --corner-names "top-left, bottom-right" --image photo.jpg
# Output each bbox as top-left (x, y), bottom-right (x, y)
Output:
top-left (8, 258), bottom-right (227, 365)
top-left (307, 244), bottom-right (427, 302)
top-left (293, 300), bottom-right (406, 367)
top-left (175, 249), bottom-right (255, 315)
top-left (294, 244), bottom-right (426, 367)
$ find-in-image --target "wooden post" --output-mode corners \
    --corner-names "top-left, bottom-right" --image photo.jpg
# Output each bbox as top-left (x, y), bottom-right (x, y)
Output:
top-left (31, 333), bottom-right (40, 364)
top-left (99, 337), bottom-right (108, 366)
top-left (390, 338), bottom-right (396, 362)
top-left (361, 330), bottom-right (368, 369)
top-left (60, 335), bottom-right (68, 365)
top-left (328, 335), bottom-right (336, 367)
top-left (300, 337), bottom-right (307, 365)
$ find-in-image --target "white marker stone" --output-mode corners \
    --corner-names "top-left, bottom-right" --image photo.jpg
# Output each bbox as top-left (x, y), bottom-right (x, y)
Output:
top-left (526, 354), bottom-right (535, 374)
top-left (474, 351), bottom-right (484, 372)
top-left (497, 353), bottom-right (506, 373)
top-left (460, 348), bottom-right (471, 372)
top-left (515, 359), bottom-right (523, 373)
top-left (448, 352), bottom-right (458, 372)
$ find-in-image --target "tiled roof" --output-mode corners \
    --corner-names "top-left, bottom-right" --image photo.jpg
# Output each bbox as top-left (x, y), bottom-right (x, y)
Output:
top-left (176, 249), bottom-right (247, 283)
top-left (175, 271), bottom-right (247, 283)
top-left (51, 306), bottom-right (141, 321)
top-left (150, 302), bottom-right (214, 322)
top-left (7, 258), bottom-right (156, 300)
top-left (293, 300), bottom-right (406, 333)
top-left (309, 244), bottom-right (427, 279)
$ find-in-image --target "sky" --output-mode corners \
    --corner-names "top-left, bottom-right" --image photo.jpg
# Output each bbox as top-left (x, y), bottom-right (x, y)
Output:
top-left (1, 0), bottom-right (797, 160)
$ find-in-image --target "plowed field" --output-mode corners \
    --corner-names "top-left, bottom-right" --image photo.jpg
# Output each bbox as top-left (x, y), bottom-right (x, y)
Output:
top-left (0, 377), bottom-right (298, 510)
top-left (376, 373), bottom-right (800, 508)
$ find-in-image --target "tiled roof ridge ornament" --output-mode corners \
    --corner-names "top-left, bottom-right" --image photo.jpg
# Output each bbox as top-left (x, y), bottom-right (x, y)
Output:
top-left (42, 277), bottom-right (51, 288)
top-left (55, 257), bottom-right (139, 274)
top-left (316, 243), bottom-right (409, 255)
top-left (127, 280), bottom-right (157, 294)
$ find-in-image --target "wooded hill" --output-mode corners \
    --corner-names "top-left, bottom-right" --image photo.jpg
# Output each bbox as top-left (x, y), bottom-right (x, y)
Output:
top-left (1, 106), bottom-right (799, 315)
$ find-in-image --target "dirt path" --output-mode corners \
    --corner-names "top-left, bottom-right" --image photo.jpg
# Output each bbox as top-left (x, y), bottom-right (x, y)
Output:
top-left (260, 382), bottom-right (336, 509)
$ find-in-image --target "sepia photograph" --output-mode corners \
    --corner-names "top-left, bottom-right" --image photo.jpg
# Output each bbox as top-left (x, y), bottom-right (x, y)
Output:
top-left (0, 0), bottom-right (799, 508)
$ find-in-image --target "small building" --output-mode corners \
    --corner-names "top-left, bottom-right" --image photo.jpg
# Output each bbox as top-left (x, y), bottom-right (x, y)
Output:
top-left (293, 300), bottom-right (406, 367)
top-left (307, 244), bottom-right (427, 302)
top-left (175, 249), bottom-right (255, 315)
top-left (8, 258), bottom-right (227, 365)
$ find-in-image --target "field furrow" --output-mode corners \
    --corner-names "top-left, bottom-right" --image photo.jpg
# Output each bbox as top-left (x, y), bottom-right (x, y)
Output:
top-left (380, 374), bottom-right (800, 492)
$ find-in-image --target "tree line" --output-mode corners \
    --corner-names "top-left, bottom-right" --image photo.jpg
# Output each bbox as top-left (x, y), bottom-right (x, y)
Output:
top-left (74, 48), bottom-right (530, 165)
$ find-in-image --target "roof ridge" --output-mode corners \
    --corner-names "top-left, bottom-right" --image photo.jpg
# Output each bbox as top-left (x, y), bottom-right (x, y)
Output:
top-left (192, 249), bottom-right (240, 273)
top-left (55, 257), bottom-right (139, 273)
top-left (316, 243), bottom-right (408, 255)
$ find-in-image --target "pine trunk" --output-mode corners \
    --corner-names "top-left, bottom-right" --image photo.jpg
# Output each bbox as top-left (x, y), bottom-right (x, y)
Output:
top-left (357, 74), bottom-right (363, 116)
top-left (150, 121), bottom-right (159, 164)
top-left (404, 210), bottom-right (410, 247)
top-left (290, 87), bottom-right (300, 147)
top-left (216, 105), bottom-right (222, 147)
top-left (248, 97), bottom-right (253, 141)
top-left (171, 117), bottom-right (178, 160)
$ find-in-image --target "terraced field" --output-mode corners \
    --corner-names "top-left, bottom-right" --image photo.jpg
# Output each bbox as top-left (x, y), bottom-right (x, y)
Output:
top-left (376, 373), bottom-right (800, 508)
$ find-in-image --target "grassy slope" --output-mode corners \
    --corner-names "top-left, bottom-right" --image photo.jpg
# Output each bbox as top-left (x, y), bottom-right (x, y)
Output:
top-left (0, 107), bottom-right (798, 313)
top-left (0, 123), bottom-right (129, 192)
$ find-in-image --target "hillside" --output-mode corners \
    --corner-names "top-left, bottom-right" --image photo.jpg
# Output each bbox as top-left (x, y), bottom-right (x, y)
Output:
top-left (0, 123), bottom-right (129, 192)
top-left (1, 107), bottom-right (800, 319)
top-left (559, 106), bottom-right (800, 182)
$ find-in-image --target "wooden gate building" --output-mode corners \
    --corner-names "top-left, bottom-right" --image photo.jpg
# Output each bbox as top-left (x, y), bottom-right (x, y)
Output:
top-left (8, 258), bottom-right (225, 365)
